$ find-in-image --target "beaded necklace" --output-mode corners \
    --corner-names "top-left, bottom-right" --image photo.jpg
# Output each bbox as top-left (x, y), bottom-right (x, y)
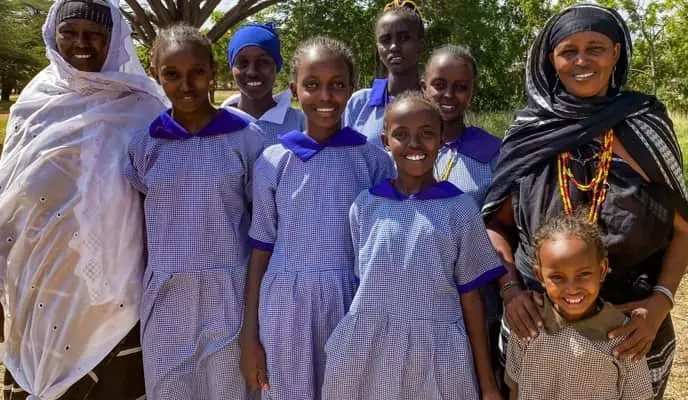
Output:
top-left (557, 130), bottom-right (614, 223)
top-left (438, 148), bottom-right (459, 181)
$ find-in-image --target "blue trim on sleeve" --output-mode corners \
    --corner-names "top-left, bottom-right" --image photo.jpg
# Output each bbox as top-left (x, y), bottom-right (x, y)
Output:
top-left (458, 265), bottom-right (507, 293)
top-left (248, 237), bottom-right (275, 251)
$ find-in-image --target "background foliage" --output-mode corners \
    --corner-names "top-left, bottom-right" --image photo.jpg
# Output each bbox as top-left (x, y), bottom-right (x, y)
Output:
top-left (1, 0), bottom-right (688, 112)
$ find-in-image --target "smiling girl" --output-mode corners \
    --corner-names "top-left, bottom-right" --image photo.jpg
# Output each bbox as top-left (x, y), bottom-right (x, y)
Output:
top-left (240, 37), bottom-right (394, 400)
top-left (125, 24), bottom-right (263, 399)
top-left (344, 0), bottom-right (425, 147)
top-left (323, 91), bottom-right (504, 400)
top-left (223, 23), bottom-right (305, 146)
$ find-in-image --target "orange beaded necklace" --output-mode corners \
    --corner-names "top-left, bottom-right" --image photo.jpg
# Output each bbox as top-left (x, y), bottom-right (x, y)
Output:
top-left (557, 130), bottom-right (614, 223)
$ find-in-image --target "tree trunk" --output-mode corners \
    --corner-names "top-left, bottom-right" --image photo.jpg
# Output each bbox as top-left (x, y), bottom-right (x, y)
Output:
top-left (0, 73), bottom-right (16, 101)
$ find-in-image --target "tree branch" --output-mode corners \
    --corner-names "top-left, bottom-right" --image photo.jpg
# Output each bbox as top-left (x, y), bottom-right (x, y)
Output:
top-left (122, 0), bottom-right (157, 43)
top-left (147, 0), bottom-right (173, 26)
top-left (197, 0), bottom-right (224, 26)
top-left (163, 0), bottom-right (178, 20)
top-left (207, 0), bottom-right (282, 42)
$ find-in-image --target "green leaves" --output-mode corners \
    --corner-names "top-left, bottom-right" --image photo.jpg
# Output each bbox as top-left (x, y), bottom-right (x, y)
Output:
top-left (0, 0), bottom-right (49, 100)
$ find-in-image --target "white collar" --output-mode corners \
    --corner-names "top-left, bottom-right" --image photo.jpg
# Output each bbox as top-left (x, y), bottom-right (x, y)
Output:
top-left (221, 89), bottom-right (293, 124)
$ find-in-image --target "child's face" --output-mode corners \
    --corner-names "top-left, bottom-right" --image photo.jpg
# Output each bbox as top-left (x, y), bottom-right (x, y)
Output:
top-left (232, 46), bottom-right (277, 101)
top-left (375, 13), bottom-right (424, 75)
top-left (422, 54), bottom-right (475, 124)
top-left (153, 42), bottom-right (215, 115)
top-left (535, 235), bottom-right (609, 321)
top-left (290, 49), bottom-right (352, 134)
top-left (383, 100), bottom-right (442, 179)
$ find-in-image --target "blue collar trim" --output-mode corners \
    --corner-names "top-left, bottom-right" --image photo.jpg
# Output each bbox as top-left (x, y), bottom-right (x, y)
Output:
top-left (369, 179), bottom-right (463, 200)
top-left (444, 126), bottom-right (501, 163)
top-left (150, 108), bottom-right (249, 140)
top-left (367, 79), bottom-right (391, 107)
top-left (278, 127), bottom-right (367, 161)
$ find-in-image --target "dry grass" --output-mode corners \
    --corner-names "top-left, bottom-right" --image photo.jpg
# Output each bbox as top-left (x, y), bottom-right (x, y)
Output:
top-left (665, 276), bottom-right (688, 399)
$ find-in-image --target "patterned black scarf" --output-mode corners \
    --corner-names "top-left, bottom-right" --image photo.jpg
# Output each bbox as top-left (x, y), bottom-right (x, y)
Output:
top-left (482, 3), bottom-right (688, 219)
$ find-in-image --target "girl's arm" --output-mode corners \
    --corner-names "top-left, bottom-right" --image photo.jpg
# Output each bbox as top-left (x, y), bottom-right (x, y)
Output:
top-left (486, 196), bottom-right (543, 340)
top-left (240, 248), bottom-right (272, 391)
top-left (240, 152), bottom-right (278, 391)
top-left (509, 389), bottom-right (518, 400)
top-left (610, 210), bottom-right (688, 360)
top-left (461, 289), bottom-right (502, 399)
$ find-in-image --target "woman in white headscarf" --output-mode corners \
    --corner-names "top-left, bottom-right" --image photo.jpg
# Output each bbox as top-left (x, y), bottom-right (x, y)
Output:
top-left (0, 0), bottom-right (167, 398)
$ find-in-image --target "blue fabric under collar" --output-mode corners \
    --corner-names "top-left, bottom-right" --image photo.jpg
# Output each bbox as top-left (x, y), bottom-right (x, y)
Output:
top-left (370, 179), bottom-right (463, 200)
top-left (367, 79), bottom-right (392, 107)
top-left (445, 126), bottom-right (501, 163)
top-left (278, 127), bottom-right (367, 161)
top-left (149, 108), bottom-right (249, 140)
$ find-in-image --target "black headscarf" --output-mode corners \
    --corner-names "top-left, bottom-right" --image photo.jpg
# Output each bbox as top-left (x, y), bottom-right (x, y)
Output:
top-left (482, 3), bottom-right (688, 219)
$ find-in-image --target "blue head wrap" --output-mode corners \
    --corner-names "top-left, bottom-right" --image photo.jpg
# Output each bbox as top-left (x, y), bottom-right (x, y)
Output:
top-left (227, 22), bottom-right (282, 72)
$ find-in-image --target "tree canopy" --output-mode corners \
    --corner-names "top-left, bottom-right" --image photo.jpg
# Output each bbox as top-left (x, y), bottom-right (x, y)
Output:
top-left (121, 0), bottom-right (284, 46)
top-left (0, 0), bottom-right (50, 101)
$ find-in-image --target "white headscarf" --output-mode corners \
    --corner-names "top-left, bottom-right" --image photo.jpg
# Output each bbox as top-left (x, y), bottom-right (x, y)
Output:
top-left (0, 1), bottom-right (167, 398)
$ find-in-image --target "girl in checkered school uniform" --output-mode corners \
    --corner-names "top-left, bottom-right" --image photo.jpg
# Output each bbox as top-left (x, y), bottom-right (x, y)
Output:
top-left (421, 44), bottom-right (501, 206)
top-left (344, 1), bottom-right (424, 148)
top-left (240, 37), bottom-right (395, 400)
top-left (222, 23), bottom-right (305, 146)
top-left (322, 91), bottom-right (505, 399)
top-left (125, 24), bottom-right (263, 399)
top-left (504, 213), bottom-right (653, 400)
top-left (422, 44), bottom-right (504, 367)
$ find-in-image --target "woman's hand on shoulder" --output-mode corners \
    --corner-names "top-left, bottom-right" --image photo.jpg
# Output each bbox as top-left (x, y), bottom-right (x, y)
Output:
top-left (609, 294), bottom-right (670, 362)
top-left (239, 329), bottom-right (270, 392)
top-left (503, 286), bottom-right (544, 341)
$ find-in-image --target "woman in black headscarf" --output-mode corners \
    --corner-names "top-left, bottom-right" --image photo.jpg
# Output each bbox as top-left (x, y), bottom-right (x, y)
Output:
top-left (484, 4), bottom-right (688, 398)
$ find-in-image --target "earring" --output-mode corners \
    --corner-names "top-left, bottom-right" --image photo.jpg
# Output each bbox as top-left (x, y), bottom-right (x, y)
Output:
top-left (610, 66), bottom-right (617, 89)
top-left (384, 146), bottom-right (391, 151)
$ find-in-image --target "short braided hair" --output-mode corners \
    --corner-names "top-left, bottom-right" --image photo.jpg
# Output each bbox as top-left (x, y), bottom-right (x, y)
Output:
top-left (427, 44), bottom-right (478, 81)
top-left (534, 211), bottom-right (607, 265)
top-left (151, 23), bottom-right (214, 71)
top-left (289, 36), bottom-right (356, 84)
top-left (375, 4), bottom-right (425, 38)
top-left (383, 90), bottom-right (442, 133)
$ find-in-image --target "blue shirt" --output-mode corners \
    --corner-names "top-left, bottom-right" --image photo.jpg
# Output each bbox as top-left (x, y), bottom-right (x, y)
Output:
top-left (435, 126), bottom-right (501, 206)
top-left (343, 79), bottom-right (390, 148)
top-left (222, 90), bottom-right (306, 147)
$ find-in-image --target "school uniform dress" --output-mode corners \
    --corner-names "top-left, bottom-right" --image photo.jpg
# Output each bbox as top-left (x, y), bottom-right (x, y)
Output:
top-left (434, 126), bottom-right (501, 206)
top-left (343, 79), bottom-right (390, 148)
top-left (249, 127), bottom-right (395, 400)
top-left (434, 126), bottom-right (502, 358)
top-left (223, 89), bottom-right (306, 147)
top-left (322, 180), bottom-right (506, 400)
top-left (125, 109), bottom-right (263, 400)
top-left (505, 297), bottom-right (653, 400)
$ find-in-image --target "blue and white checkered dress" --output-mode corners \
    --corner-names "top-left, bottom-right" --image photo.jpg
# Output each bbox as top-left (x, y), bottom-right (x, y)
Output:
top-left (322, 180), bottom-right (506, 400)
top-left (434, 126), bottom-right (501, 206)
top-left (343, 79), bottom-right (389, 148)
top-left (249, 128), bottom-right (395, 400)
top-left (125, 109), bottom-right (263, 400)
